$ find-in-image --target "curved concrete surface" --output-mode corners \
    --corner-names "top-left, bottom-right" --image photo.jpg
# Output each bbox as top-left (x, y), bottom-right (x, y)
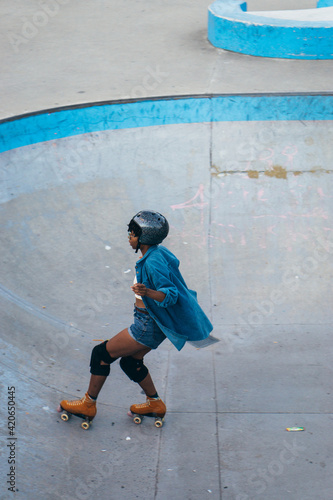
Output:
top-left (208, 0), bottom-right (333, 59)
top-left (1, 0), bottom-right (333, 121)
top-left (1, 94), bottom-right (333, 499)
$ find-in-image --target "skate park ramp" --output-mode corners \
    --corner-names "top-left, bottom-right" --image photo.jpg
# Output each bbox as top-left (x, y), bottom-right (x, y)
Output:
top-left (1, 94), bottom-right (333, 499)
top-left (1, 0), bottom-right (333, 498)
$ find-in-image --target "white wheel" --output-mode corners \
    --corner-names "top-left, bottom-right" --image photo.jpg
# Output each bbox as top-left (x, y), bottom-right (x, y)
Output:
top-left (81, 420), bottom-right (90, 430)
top-left (154, 418), bottom-right (164, 428)
top-left (60, 412), bottom-right (69, 422)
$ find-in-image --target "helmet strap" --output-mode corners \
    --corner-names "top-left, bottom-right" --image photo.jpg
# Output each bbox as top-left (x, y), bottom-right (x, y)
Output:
top-left (135, 241), bottom-right (141, 254)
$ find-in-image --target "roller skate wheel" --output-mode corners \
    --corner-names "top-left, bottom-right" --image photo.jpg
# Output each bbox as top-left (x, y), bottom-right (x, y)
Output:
top-left (81, 420), bottom-right (90, 430)
top-left (133, 415), bottom-right (142, 425)
top-left (154, 417), bottom-right (164, 428)
top-left (60, 411), bottom-right (70, 422)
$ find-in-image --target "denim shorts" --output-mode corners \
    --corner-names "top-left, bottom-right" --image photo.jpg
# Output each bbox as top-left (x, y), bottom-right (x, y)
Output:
top-left (129, 306), bottom-right (166, 350)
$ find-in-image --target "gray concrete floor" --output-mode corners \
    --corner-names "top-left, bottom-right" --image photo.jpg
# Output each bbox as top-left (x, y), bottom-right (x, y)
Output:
top-left (0, 0), bottom-right (332, 120)
top-left (0, 2), bottom-right (333, 500)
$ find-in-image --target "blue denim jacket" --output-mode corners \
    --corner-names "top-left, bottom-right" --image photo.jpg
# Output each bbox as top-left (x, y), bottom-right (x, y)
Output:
top-left (135, 245), bottom-right (213, 351)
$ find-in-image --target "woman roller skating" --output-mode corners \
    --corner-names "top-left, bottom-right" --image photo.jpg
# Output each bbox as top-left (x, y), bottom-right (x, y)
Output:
top-left (59, 210), bottom-right (213, 429)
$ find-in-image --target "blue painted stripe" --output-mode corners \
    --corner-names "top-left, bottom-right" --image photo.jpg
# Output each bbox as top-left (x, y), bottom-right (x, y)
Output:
top-left (0, 98), bottom-right (210, 153)
top-left (1, 95), bottom-right (333, 153)
top-left (211, 95), bottom-right (333, 121)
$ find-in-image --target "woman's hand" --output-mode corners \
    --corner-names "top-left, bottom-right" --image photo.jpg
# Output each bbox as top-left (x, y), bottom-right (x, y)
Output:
top-left (131, 282), bottom-right (148, 297)
top-left (131, 283), bottom-right (166, 303)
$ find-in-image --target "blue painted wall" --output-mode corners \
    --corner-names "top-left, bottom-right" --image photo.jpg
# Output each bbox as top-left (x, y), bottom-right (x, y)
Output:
top-left (208, 0), bottom-right (333, 59)
top-left (1, 94), bottom-right (333, 153)
top-left (317, 0), bottom-right (333, 7)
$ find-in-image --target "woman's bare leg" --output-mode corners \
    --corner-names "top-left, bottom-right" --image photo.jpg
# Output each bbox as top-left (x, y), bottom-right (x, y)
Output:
top-left (137, 372), bottom-right (157, 397)
top-left (87, 374), bottom-right (108, 399)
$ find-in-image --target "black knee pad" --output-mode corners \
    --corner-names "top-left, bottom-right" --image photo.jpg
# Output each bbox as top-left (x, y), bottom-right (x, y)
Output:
top-left (90, 341), bottom-right (117, 376)
top-left (120, 356), bottom-right (149, 383)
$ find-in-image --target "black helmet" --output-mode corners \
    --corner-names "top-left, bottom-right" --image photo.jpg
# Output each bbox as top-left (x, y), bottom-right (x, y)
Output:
top-left (129, 210), bottom-right (169, 246)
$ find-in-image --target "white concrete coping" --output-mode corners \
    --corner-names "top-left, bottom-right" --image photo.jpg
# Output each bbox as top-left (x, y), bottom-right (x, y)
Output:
top-left (251, 6), bottom-right (333, 21)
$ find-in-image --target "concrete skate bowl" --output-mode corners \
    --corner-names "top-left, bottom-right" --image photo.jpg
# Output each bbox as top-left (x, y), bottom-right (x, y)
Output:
top-left (1, 94), bottom-right (333, 497)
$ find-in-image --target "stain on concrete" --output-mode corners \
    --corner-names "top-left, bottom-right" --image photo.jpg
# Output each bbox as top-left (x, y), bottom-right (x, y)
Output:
top-left (247, 170), bottom-right (259, 179)
top-left (212, 165), bottom-right (331, 180)
top-left (264, 165), bottom-right (287, 179)
top-left (310, 166), bottom-right (331, 175)
top-left (211, 164), bottom-right (221, 177)
top-left (305, 136), bottom-right (314, 146)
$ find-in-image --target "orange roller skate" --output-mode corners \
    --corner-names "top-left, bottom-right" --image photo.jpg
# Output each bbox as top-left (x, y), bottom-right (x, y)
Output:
top-left (128, 396), bottom-right (166, 428)
top-left (58, 392), bottom-right (96, 430)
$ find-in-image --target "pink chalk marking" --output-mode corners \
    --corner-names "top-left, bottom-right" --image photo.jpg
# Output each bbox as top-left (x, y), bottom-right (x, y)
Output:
top-left (259, 148), bottom-right (274, 167)
top-left (295, 208), bottom-right (328, 219)
top-left (209, 234), bottom-right (226, 245)
top-left (317, 188), bottom-right (328, 199)
top-left (171, 184), bottom-right (208, 211)
top-left (258, 189), bottom-right (268, 202)
top-left (282, 145), bottom-right (298, 167)
top-left (252, 214), bottom-right (290, 219)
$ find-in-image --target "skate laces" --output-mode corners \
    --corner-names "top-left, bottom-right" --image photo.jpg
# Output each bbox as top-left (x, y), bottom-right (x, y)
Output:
top-left (144, 398), bottom-right (160, 407)
top-left (136, 401), bottom-right (150, 409)
top-left (69, 397), bottom-right (83, 406)
top-left (67, 394), bottom-right (95, 407)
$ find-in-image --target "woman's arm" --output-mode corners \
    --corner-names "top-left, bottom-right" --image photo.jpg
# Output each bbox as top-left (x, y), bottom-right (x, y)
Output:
top-left (131, 283), bottom-right (166, 303)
